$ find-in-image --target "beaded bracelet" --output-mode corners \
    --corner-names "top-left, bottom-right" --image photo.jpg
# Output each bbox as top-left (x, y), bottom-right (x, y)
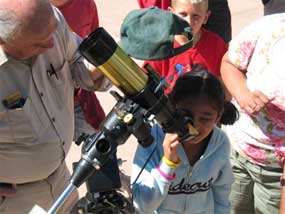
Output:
top-left (156, 166), bottom-right (176, 181)
top-left (162, 155), bottom-right (181, 168)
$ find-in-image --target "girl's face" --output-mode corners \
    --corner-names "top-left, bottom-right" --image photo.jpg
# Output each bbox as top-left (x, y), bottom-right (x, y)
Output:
top-left (169, 0), bottom-right (210, 36)
top-left (177, 96), bottom-right (221, 144)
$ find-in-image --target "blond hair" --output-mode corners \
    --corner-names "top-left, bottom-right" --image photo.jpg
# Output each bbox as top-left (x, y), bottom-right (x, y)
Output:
top-left (171, 0), bottom-right (209, 7)
top-left (189, 0), bottom-right (207, 3)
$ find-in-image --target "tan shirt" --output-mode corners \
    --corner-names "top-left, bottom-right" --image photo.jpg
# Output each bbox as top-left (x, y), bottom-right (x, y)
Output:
top-left (0, 8), bottom-right (105, 183)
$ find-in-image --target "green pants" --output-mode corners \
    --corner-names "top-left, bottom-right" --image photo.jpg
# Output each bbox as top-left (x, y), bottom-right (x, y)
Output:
top-left (230, 150), bottom-right (282, 214)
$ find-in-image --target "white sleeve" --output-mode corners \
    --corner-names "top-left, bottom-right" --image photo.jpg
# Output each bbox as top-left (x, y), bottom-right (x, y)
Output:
top-left (131, 125), bottom-right (175, 213)
top-left (54, 7), bottom-right (111, 91)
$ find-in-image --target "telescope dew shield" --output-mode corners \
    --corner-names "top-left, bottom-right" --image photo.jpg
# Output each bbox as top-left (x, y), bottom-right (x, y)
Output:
top-left (79, 27), bottom-right (148, 96)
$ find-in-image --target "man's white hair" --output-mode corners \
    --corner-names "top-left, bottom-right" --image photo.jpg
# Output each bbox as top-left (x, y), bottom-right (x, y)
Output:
top-left (0, 10), bottom-right (21, 42)
top-left (0, 0), bottom-right (52, 43)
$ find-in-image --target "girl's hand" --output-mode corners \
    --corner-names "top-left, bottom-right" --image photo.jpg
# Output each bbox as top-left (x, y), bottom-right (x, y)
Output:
top-left (236, 90), bottom-right (269, 114)
top-left (162, 133), bottom-right (180, 163)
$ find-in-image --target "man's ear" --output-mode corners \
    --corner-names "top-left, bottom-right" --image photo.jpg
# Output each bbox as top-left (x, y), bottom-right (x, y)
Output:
top-left (203, 10), bottom-right (211, 25)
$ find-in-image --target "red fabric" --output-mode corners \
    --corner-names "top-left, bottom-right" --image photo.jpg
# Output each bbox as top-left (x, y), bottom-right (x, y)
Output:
top-left (57, 0), bottom-right (99, 38)
top-left (77, 89), bottom-right (105, 130)
top-left (144, 29), bottom-right (227, 93)
top-left (57, 0), bottom-right (105, 130)
top-left (137, 0), bottom-right (171, 10)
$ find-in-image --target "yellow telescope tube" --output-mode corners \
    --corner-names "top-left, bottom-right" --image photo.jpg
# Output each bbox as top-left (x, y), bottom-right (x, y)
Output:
top-left (79, 27), bottom-right (148, 96)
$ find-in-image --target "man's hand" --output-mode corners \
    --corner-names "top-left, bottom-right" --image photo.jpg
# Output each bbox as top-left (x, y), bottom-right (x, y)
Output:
top-left (236, 90), bottom-right (270, 114)
top-left (89, 65), bottom-right (112, 91)
top-left (162, 134), bottom-right (180, 164)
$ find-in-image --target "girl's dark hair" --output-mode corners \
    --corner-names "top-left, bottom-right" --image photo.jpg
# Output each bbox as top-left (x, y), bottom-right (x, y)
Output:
top-left (169, 65), bottom-right (239, 125)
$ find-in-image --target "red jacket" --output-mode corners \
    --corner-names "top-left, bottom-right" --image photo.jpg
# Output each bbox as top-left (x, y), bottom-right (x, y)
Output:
top-left (144, 29), bottom-right (227, 93)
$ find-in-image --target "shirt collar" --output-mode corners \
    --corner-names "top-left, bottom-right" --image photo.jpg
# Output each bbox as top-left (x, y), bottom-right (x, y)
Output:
top-left (0, 46), bottom-right (36, 68)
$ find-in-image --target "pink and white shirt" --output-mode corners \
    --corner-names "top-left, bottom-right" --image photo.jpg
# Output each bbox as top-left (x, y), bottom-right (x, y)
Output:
top-left (225, 13), bottom-right (285, 167)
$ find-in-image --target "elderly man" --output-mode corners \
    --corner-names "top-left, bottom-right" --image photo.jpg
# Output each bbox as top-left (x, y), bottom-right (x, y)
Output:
top-left (0, 0), bottom-right (110, 213)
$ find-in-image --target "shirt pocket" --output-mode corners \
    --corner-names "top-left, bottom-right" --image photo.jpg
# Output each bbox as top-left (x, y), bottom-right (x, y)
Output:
top-left (49, 60), bottom-right (72, 108)
top-left (48, 60), bottom-right (69, 88)
top-left (0, 97), bottom-right (43, 143)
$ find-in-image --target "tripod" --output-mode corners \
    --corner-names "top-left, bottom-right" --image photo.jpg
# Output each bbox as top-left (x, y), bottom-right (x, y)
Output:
top-left (72, 157), bottom-right (134, 214)
top-left (72, 138), bottom-right (134, 214)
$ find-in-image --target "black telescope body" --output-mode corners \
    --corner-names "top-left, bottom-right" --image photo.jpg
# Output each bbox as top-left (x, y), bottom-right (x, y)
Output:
top-left (79, 27), bottom-right (192, 138)
top-left (46, 27), bottom-right (196, 214)
top-left (70, 94), bottom-right (153, 188)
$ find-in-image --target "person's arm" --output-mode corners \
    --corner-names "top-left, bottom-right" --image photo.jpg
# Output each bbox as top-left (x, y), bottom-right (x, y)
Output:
top-left (131, 157), bottom-right (173, 213)
top-left (55, 9), bottom-right (111, 92)
top-left (280, 164), bottom-right (285, 214)
top-left (220, 52), bottom-right (248, 98)
top-left (83, 63), bottom-right (112, 91)
top-left (221, 52), bottom-right (269, 114)
top-left (131, 125), bottom-right (179, 213)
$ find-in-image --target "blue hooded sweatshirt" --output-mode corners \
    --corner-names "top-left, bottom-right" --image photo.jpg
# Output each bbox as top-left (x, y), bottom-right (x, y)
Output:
top-left (131, 125), bottom-right (234, 214)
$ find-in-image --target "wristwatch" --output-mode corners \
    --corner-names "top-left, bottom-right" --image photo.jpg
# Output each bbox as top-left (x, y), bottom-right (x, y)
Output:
top-left (280, 176), bottom-right (285, 186)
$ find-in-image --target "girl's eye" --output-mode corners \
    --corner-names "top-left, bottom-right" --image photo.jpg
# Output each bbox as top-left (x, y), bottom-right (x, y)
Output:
top-left (199, 117), bottom-right (213, 123)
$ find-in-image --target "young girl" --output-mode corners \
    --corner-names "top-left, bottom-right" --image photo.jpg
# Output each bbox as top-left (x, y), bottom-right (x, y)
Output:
top-left (131, 66), bottom-right (238, 213)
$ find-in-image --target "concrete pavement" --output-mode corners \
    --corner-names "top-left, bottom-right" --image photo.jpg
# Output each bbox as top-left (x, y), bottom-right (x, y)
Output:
top-left (65, 0), bottom-right (264, 199)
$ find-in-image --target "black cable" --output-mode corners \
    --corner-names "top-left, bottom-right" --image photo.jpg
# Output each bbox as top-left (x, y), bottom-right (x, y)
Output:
top-left (130, 122), bottom-right (159, 209)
